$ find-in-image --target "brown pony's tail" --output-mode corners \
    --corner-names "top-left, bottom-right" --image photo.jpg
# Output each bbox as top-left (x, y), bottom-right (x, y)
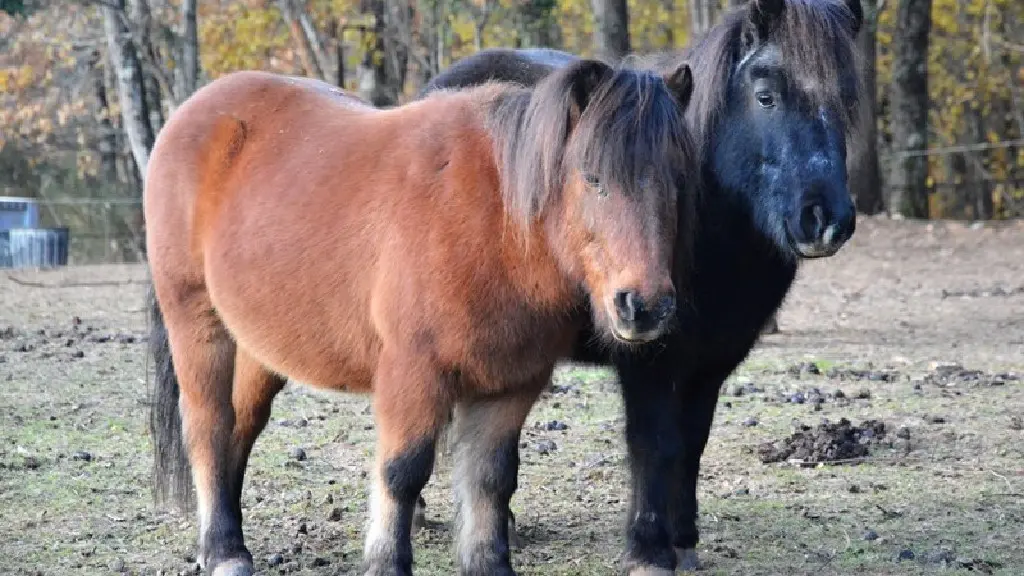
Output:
top-left (148, 285), bottom-right (194, 512)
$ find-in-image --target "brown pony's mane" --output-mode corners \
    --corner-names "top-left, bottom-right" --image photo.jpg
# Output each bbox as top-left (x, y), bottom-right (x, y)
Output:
top-left (483, 66), bottom-right (693, 233)
top-left (646, 0), bottom-right (861, 152)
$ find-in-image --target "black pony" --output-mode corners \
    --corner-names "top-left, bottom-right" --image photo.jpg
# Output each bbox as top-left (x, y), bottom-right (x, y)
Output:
top-left (422, 0), bottom-right (863, 574)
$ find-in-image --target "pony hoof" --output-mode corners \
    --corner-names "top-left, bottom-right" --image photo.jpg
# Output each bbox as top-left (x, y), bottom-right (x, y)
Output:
top-left (628, 568), bottom-right (674, 576)
top-left (210, 558), bottom-right (254, 576)
top-left (675, 548), bottom-right (701, 572)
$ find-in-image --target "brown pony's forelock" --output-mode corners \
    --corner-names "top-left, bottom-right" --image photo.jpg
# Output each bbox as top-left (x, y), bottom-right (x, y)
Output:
top-left (569, 69), bottom-right (694, 206)
top-left (671, 0), bottom-right (862, 153)
top-left (485, 66), bottom-right (694, 236)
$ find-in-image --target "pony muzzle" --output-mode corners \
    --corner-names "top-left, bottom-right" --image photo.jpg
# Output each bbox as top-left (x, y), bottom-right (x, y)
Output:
top-left (607, 289), bottom-right (676, 343)
top-left (791, 197), bottom-right (855, 258)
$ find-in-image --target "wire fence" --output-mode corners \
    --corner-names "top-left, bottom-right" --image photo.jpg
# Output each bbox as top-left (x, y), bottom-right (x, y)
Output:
top-left (30, 197), bottom-right (145, 265)
top-left (6, 138), bottom-right (1023, 266)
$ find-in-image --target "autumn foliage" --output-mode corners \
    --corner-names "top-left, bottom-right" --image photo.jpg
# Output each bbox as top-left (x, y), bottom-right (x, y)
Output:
top-left (0, 0), bottom-right (1021, 222)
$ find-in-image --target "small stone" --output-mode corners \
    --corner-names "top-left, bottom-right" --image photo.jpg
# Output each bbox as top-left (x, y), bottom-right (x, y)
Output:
top-left (311, 557), bottom-right (329, 567)
top-left (72, 451), bottom-right (92, 462)
top-left (327, 507), bottom-right (343, 521)
top-left (535, 440), bottom-right (557, 455)
top-left (862, 529), bottom-right (879, 541)
top-left (898, 548), bottom-right (915, 561)
top-left (925, 548), bottom-right (956, 565)
top-left (290, 448), bottom-right (307, 461)
top-left (896, 426), bottom-right (911, 439)
top-left (267, 553), bottom-right (284, 567)
top-left (742, 416), bottom-right (758, 427)
top-left (109, 557), bottom-right (125, 572)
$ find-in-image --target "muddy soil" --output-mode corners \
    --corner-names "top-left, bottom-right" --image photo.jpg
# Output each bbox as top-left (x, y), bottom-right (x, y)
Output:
top-left (1, 216), bottom-right (1022, 575)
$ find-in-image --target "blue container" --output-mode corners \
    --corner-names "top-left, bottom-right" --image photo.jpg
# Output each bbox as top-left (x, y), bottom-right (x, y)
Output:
top-left (0, 230), bottom-right (10, 268)
top-left (8, 228), bottom-right (70, 269)
top-left (0, 196), bottom-right (41, 230)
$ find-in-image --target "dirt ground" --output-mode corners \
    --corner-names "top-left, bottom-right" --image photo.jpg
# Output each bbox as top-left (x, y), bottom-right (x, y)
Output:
top-left (1, 216), bottom-right (1022, 575)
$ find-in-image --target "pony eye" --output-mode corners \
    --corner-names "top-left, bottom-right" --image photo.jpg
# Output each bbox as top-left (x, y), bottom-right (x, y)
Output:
top-left (756, 91), bottom-right (776, 108)
top-left (583, 173), bottom-right (607, 196)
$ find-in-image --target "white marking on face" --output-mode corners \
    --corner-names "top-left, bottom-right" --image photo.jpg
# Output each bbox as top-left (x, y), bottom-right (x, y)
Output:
top-left (808, 152), bottom-right (832, 170)
top-left (823, 223), bottom-right (838, 247)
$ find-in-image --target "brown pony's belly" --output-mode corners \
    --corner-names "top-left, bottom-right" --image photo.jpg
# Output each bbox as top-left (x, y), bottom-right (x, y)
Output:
top-left (434, 304), bottom-right (581, 395)
top-left (200, 198), bottom-right (381, 395)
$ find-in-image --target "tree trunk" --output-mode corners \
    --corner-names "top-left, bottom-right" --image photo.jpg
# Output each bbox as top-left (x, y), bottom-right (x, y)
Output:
top-left (278, 0), bottom-right (326, 80)
top-left (326, 17), bottom-right (345, 87)
top-left (358, 0), bottom-right (390, 105)
top-left (90, 51), bottom-right (120, 185)
top-left (520, 0), bottom-right (558, 48)
top-left (176, 0), bottom-right (199, 98)
top-left (591, 0), bottom-right (629, 62)
top-left (690, 0), bottom-right (717, 38)
top-left (144, 69), bottom-right (165, 136)
top-left (850, 0), bottom-right (883, 214)
top-left (102, 0), bottom-right (155, 177)
top-left (888, 0), bottom-right (932, 219)
top-left (965, 104), bottom-right (992, 220)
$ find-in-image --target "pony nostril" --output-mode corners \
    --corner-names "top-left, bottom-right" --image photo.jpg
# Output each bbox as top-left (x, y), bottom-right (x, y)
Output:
top-left (614, 290), bottom-right (638, 323)
top-left (800, 203), bottom-right (828, 241)
top-left (654, 294), bottom-right (676, 321)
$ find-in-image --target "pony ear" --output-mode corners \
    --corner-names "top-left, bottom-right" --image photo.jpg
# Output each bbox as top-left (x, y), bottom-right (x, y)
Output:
top-left (843, 0), bottom-right (864, 36)
top-left (748, 0), bottom-right (786, 41)
top-left (565, 59), bottom-right (614, 118)
top-left (663, 63), bottom-right (693, 111)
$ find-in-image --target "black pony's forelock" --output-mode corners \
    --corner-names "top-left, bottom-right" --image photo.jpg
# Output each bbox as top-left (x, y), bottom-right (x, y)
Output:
top-left (665, 0), bottom-right (862, 153)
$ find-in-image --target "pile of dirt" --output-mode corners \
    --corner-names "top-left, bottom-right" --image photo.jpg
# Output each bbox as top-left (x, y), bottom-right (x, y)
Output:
top-left (757, 418), bottom-right (887, 466)
top-left (922, 362), bottom-right (1019, 387)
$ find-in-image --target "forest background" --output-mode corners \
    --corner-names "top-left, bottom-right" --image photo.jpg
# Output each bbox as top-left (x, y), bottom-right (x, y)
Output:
top-left (0, 0), bottom-right (1021, 262)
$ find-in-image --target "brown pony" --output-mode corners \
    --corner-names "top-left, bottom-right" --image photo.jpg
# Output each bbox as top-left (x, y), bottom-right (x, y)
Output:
top-left (146, 59), bottom-right (696, 576)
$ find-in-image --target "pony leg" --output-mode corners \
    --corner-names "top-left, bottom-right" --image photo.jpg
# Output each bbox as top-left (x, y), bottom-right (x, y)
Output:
top-left (452, 387), bottom-right (542, 576)
top-left (228, 349), bottom-right (287, 514)
top-left (163, 299), bottom-right (285, 576)
top-left (364, 352), bottom-right (449, 576)
top-left (669, 369), bottom-right (727, 571)
top-left (160, 295), bottom-right (246, 575)
top-left (617, 354), bottom-right (683, 576)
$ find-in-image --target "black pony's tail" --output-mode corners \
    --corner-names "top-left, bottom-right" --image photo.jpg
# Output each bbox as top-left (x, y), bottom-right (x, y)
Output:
top-left (148, 285), bottom-right (193, 513)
